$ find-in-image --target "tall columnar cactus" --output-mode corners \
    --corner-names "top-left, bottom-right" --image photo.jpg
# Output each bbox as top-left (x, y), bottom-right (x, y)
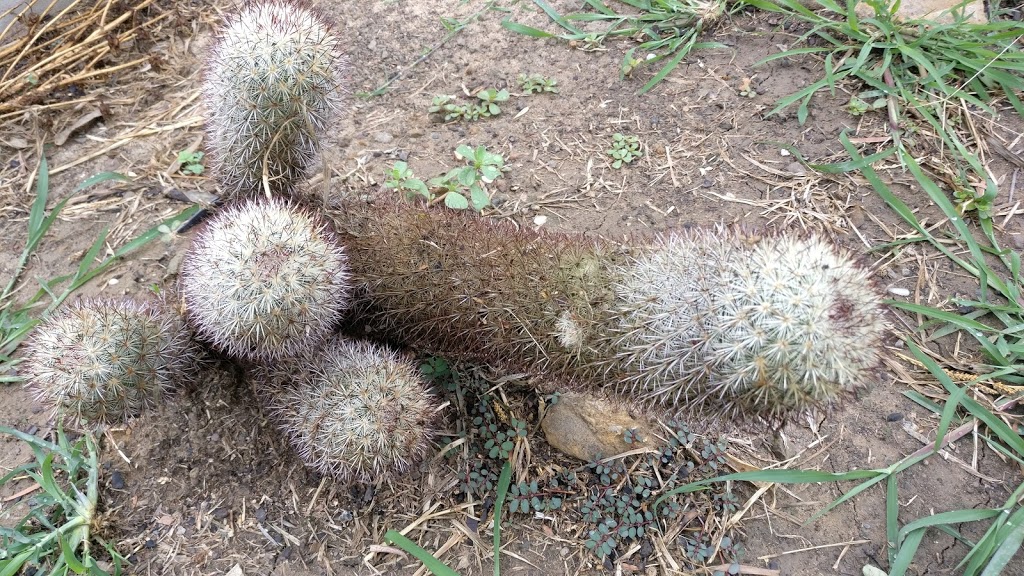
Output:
top-left (23, 298), bottom-right (198, 425)
top-left (180, 197), bottom-right (350, 362)
top-left (204, 0), bottom-right (344, 198)
top-left (325, 197), bottom-right (886, 423)
top-left (262, 337), bottom-right (438, 482)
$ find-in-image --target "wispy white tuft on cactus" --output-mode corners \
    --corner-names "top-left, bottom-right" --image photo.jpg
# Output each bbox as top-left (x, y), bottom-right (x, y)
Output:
top-left (180, 197), bottom-right (350, 362)
top-left (266, 337), bottom-right (438, 482)
top-left (23, 298), bottom-right (198, 425)
top-left (204, 0), bottom-right (344, 198)
top-left (611, 230), bottom-right (886, 421)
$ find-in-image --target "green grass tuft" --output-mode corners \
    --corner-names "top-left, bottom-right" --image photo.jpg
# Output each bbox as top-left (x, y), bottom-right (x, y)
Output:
top-left (0, 424), bottom-right (124, 575)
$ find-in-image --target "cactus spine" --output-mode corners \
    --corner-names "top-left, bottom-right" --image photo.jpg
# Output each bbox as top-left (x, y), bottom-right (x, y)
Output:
top-left (204, 0), bottom-right (344, 198)
top-left (264, 337), bottom-right (437, 482)
top-left (180, 197), bottom-right (350, 362)
top-left (325, 198), bottom-right (886, 422)
top-left (24, 298), bottom-right (197, 425)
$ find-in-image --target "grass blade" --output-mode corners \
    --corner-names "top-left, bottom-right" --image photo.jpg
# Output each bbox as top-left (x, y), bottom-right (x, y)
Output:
top-left (383, 530), bottom-right (460, 576)
top-left (981, 507), bottom-right (1024, 575)
top-left (493, 461), bottom-right (512, 576)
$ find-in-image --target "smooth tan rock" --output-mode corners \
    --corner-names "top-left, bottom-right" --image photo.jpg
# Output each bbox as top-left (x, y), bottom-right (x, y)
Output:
top-left (541, 393), bottom-right (656, 462)
top-left (792, 0), bottom-right (988, 23)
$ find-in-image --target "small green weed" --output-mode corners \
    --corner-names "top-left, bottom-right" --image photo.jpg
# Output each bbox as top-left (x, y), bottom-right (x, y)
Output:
top-left (428, 88), bottom-right (510, 122)
top-left (580, 421), bottom-right (739, 570)
top-left (0, 424), bottom-right (124, 575)
top-left (845, 90), bottom-right (888, 116)
top-left (383, 161), bottom-right (429, 200)
top-left (175, 150), bottom-right (205, 176)
top-left (384, 145), bottom-right (506, 211)
top-left (606, 133), bottom-right (642, 168)
top-left (517, 73), bottom-right (558, 94)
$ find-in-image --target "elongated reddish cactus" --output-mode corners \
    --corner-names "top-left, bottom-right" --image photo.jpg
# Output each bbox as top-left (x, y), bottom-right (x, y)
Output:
top-left (325, 198), bottom-right (886, 423)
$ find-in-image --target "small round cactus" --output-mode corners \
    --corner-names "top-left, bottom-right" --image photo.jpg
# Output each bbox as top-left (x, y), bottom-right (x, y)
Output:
top-left (611, 229), bottom-right (886, 421)
top-left (266, 337), bottom-right (438, 482)
top-left (204, 0), bottom-right (345, 198)
top-left (180, 197), bottom-right (350, 362)
top-left (23, 298), bottom-right (197, 425)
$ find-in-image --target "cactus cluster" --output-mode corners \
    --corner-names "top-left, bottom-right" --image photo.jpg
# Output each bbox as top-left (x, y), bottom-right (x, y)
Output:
top-left (180, 197), bottom-right (350, 362)
top-left (262, 337), bottom-right (437, 482)
top-left (204, 0), bottom-right (344, 198)
top-left (23, 298), bottom-right (197, 425)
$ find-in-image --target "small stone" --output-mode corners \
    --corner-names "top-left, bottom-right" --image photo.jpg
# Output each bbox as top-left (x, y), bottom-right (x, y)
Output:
top-left (255, 507), bottom-right (267, 522)
top-left (886, 412), bottom-right (904, 422)
top-left (110, 470), bottom-right (125, 490)
top-left (373, 131), bottom-right (393, 144)
top-left (144, 539), bottom-right (156, 549)
top-left (541, 393), bottom-right (655, 461)
top-left (786, 161), bottom-right (806, 176)
top-left (1013, 234), bottom-right (1024, 250)
top-left (213, 507), bottom-right (229, 520)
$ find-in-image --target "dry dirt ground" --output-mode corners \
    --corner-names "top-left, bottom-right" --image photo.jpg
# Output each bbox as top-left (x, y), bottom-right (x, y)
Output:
top-left (1, 0), bottom-right (1023, 575)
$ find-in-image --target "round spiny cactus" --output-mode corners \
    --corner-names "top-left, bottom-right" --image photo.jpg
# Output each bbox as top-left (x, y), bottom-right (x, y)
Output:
top-left (265, 337), bottom-right (437, 482)
top-left (611, 229), bottom-right (886, 422)
top-left (325, 198), bottom-right (886, 423)
top-left (23, 298), bottom-right (198, 425)
top-left (204, 0), bottom-right (344, 198)
top-left (180, 197), bottom-right (350, 362)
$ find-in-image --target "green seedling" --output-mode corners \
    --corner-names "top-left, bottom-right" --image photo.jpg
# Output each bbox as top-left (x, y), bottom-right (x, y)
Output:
top-left (383, 161), bottom-right (430, 201)
top-left (475, 88), bottom-right (509, 116)
top-left (387, 145), bottom-right (505, 211)
top-left (518, 73), bottom-right (558, 94)
top-left (428, 89), bottom-right (508, 122)
top-left (846, 91), bottom-right (888, 116)
top-left (0, 424), bottom-right (125, 575)
top-left (607, 133), bottom-right (642, 169)
top-left (175, 150), bottom-right (205, 176)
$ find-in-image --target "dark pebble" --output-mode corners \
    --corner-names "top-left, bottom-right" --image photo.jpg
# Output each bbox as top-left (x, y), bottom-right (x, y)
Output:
top-left (886, 412), bottom-right (904, 422)
top-left (213, 507), bottom-right (229, 520)
top-left (26, 425), bottom-right (38, 436)
top-left (110, 471), bottom-right (126, 490)
top-left (255, 507), bottom-right (267, 522)
top-left (281, 547), bottom-right (293, 560)
top-left (144, 539), bottom-right (156, 549)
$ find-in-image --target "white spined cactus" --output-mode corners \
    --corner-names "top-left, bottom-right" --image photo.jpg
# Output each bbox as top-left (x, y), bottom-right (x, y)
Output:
top-left (204, 0), bottom-right (344, 198)
top-left (180, 197), bottom-right (350, 362)
top-left (24, 298), bottom-right (198, 426)
top-left (611, 229), bottom-right (886, 421)
top-left (267, 337), bottom-right (438, 482)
